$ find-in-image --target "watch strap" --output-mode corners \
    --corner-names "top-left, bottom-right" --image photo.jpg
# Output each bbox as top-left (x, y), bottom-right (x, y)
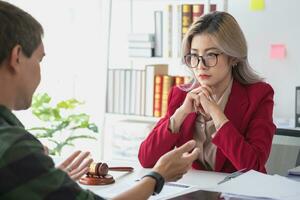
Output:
top-left (143, 171), bottom-right (165, 195)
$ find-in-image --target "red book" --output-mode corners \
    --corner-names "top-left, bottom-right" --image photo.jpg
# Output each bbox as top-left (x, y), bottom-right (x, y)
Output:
top-left (210, 4), bottom-right (217, 12)
top-left (192, 4), bottom-right (204, 23)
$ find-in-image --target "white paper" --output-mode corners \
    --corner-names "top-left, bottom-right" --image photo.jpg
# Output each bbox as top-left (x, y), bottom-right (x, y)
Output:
top-left (209, 170), bottom-right (300, 200)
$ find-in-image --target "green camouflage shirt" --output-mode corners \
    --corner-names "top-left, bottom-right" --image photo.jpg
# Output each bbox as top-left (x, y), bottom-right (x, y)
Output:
top-left (0, 105), bottom-right (104, 200)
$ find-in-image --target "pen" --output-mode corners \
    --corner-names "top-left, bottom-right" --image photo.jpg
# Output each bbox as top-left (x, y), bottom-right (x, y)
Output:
top-left (217, 168), bottom-right (247, 185)
top-left (165, 182), bottom-right (190, 188)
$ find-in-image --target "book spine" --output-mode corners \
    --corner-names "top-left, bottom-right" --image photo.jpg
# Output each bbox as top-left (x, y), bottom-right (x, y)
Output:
top-left (182, 4), bottom-right (192, 39)
top-left (210, 4), bottom-right (217, 12)
top-left (145, 66), bottom-right (154, 117)
top-left (153, 75), bottom-right (163, 117)
top-left (124, 70), bottom-right (131, 115)
top-left (119, 69), bottom-right (126, 114)
top-left (161, 75), bottom-right (174, 117)
top-left (140, 70), bottom-right (146, 116)
top-left (128, 33), bottom-right (154, 42)
top-left (129, 48), bottom-right (154, 57)
top-left (176, 5), bottom-right (182, 57)
top-left (113, 69), bottom-right (120, 113)
top-left (174, 76), bottom-right (185, 86)
top-left (166, 4), bottom-right (173, 58)
top-left (192, 4), bottom-right (204, 23)
top-left (135, 70), bottom-right (142, 115)
top-left (154, 11), bottom-right (163, 57)
top-left (130, 70), bottom-right (137, 115)
top-left (128, 41), bottom-right (155, 48)
top-left (106, 69), bottom-right (114, 113)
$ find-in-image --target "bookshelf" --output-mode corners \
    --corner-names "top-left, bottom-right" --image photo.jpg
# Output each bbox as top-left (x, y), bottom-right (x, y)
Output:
top-left (102, 0), bottom-right (228, 160)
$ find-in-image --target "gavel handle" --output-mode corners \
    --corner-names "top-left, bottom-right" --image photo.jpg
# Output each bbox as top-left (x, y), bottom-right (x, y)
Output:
top-left (108, 167), bottom-right (134, 172)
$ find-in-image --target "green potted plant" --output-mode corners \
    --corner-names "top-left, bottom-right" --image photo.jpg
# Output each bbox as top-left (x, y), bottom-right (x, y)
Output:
top-left (28, 93), bottom-right (98, 156)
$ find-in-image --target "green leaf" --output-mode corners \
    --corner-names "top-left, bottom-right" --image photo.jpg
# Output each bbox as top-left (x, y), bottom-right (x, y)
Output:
top-left (31, 93), bottom-right (51, 108)
top-left (56, 99), bottom-right (83, 109)
top-left (88, 123), bottom-right (99, 132)
top-left (65, 135), bottom-right (97, 143)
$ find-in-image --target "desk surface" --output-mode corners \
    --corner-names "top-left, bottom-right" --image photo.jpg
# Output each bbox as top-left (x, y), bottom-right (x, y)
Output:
top-left (79, 160), bottom-right (228, 199)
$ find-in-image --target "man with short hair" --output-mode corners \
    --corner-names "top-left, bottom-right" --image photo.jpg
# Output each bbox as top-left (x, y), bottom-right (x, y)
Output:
top-left (0, 1), bottom-right (200, 199)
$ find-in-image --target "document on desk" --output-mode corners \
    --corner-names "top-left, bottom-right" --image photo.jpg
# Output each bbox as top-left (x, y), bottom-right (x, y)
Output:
top-left (99, 179), bottom-right (196, 200)
top-left (208, 170), bottom-right (300, 200)
top-left (288, 165), bottom-right (300, 175)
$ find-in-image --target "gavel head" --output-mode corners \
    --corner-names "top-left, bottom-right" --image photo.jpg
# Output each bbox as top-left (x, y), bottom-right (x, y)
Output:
top-left (87, 162), bottom-right (109, 177)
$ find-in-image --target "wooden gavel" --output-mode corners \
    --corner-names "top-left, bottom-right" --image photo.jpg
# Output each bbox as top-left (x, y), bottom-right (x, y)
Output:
top-left (80, 162), bottom-right (134, 185)
top-left (87, 162), bottom-right (134, 177)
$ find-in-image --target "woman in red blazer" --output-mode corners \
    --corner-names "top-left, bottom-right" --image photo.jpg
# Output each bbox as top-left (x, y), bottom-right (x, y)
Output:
top-left (138, 11), bottom-right (276, 173)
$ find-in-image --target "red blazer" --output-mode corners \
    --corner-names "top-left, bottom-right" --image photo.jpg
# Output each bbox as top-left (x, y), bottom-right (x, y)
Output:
top-left (138, 80), bottom-right (276, 173)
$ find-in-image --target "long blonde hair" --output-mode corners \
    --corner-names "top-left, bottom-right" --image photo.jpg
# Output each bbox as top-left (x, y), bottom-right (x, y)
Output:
top-left (181, 11), bottom-right (262, 90)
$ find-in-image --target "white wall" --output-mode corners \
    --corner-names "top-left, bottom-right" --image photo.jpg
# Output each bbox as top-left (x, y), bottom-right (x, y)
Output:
top-left (9, 0), bottom-right (108, 160)
top-left (228, 0), bottom-right (300, 121)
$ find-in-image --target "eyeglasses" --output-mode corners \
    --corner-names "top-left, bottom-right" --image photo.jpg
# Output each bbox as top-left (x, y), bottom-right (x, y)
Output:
top-left (184, 53), bottom-right (222, 68)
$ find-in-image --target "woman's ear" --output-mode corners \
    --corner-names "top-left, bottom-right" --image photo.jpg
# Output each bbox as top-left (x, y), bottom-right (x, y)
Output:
top-left (8, 44), bottom-right (22, 72)
top-left (229, 57), bottom-right (238, 67)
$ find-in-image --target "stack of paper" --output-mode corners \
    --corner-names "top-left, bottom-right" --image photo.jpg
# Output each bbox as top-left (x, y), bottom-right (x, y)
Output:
top-left (210, 170), bottom-right (300, 200)
top-left (288, 165), bottom-right (300, 175)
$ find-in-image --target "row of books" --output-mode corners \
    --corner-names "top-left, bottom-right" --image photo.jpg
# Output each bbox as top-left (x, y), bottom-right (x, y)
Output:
top-left (106, 64), bottom-right (190, 117)
top-left (165, 3), bottom-right (217, 58)
top-left (128, 3), bottom-right (217, 58)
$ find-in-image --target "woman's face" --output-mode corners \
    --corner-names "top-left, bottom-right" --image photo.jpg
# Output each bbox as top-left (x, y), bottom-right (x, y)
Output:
top-left (189, 34), bottom-right (233, 90)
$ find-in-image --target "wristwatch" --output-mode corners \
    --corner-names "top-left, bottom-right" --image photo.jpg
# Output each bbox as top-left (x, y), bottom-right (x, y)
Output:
top-left (143, 171), bottom-right (165, 195)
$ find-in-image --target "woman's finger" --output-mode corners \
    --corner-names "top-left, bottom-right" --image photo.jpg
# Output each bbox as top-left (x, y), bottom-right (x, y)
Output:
top-left (200, 85), bottom-right (213, 95)
top-left (193, 93), bottom-right (201, 107)
top-left (190, 87), bottom-right (202, 94)
top-left (198, 88), bottom-right (211, 99)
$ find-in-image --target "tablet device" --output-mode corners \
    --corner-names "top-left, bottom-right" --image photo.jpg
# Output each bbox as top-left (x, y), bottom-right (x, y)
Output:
top-left (168, 189), bottom-right (221, 200)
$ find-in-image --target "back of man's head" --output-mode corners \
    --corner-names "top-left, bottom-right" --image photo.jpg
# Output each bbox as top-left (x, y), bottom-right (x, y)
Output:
top-left (0, 0), bottom-right (44, 66)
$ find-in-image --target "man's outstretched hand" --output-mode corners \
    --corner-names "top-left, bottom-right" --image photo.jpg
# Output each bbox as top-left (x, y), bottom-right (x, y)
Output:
top-left (57, 151), bottom-right (93, 181)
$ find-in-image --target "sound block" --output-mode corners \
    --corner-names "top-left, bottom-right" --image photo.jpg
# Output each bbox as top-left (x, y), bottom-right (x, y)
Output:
top-left (79, 174), bottom-right (115, 185)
